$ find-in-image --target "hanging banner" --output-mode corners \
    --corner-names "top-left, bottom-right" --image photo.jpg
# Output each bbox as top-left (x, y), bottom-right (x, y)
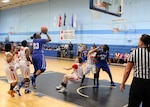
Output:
top-left (60, 30), bottom-right (74, 40)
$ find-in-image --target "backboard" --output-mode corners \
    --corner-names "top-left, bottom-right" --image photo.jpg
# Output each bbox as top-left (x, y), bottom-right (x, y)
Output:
top-left (90, 0), bottom-right (124, 17)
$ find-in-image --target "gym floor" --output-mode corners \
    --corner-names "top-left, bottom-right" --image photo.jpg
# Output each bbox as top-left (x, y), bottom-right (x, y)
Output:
top-left (0, 55), bottom-right (133, 107)
top-left (0, 71), bottom-right (130, 107)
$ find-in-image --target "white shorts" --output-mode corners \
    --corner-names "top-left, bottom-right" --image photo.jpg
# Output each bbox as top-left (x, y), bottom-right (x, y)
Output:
top-left (84, 64), bottom-right (96, 75)
top-left (5, 64), bottom-right (18, 83)
top-left (65, 74), bottom-right (81, 83)
top-left (17, 60), bottom-right (30, 78)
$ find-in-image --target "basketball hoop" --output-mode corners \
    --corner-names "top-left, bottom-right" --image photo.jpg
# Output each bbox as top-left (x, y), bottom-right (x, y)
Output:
top-left (113, 28), bottom-right (119, 34)
top-left (8, 32), bottom-right (13, 35)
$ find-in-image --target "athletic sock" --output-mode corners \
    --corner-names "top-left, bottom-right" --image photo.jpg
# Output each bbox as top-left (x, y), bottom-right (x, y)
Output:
top-left (10, 84), bottom-right (15, 90)
top-left (94, 74), bottom-right (97, 85)
top-left (33, 74), bottom-right (37, 79)
top-left (81, 75), bottom-right (85, 84)
top-left (61, 82), bottom-right (67, 87)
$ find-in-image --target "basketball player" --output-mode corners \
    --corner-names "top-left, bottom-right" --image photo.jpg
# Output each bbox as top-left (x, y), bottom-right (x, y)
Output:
top-left (56, 57), bottom-right (83, 93)
top-left (94, 45), bottom-right (115, 88)
top-left (4, 43), bottom-right (18, 97)
top-left (81, 45), bottom-right (88, 63)
top-left (31, 31), bottom-right (51, 89)
top-left (15, 40), bottom-right (32, 96)
top-left (80, 45), bottom-right (97, 86)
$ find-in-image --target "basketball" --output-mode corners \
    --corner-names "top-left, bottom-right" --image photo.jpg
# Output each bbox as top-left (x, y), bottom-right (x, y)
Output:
top-left (41, 26), bottom-right (48, 33)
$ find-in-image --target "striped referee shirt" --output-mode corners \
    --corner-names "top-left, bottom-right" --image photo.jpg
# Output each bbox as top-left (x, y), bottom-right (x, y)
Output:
top-left (128, 47), bottom-right (150, 79)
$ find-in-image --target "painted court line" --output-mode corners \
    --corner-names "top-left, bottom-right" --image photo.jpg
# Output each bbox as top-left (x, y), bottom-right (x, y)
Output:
top-left (77, 85), bottom-right (116, 98)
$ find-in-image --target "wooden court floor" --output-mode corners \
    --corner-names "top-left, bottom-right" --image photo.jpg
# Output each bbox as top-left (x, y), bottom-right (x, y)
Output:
top-left (0, 53), bottom-right (133, 107)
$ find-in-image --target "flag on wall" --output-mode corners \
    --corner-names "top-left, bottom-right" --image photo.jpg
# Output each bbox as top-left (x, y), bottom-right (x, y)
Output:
top-left (58, 15), bottom-right (62, 27)
top-left (53, 16), bottom-right (56, 27)
top-left (71, 14), bottom-right (74, 27)
top-left (71, 14), bottom-right (76, 28)
top-left (74, 14), bottom-right (77, 28)
top-left (60, 30), bottom-right (64, 40)
top-left (63, 13), bottom-right (66, 26)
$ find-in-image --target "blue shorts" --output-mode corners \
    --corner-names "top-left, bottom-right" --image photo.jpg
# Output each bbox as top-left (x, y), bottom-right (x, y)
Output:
top-left (96, 63), bottom-right (110, 73)
top-left (82, 57), bottom-right (87, 63)
top-left (32, 54), bottom-right (46, 73)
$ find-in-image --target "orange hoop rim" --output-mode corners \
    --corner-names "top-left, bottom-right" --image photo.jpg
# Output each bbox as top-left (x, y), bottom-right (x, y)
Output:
top-left (112, 28), bottom-right (119, 33)
top-left (8, 32), bottom-right (15, 35)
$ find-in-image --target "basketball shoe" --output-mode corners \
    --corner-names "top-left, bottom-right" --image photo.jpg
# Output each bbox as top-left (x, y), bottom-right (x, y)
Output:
top-left (15, 88), bottom-right (21, 96)
top-left (110, 82), bottom-right (116, 87)
top-left (31, 76), bottom-right (36, 89)
top-left (56, 85), bottom-right (63, 90)
top-left (58, 87), bottom-right (67, 93)
top-left (8, 90), bottom-right (15, 97)
top-left (24, 89), bottom-right (31, 94)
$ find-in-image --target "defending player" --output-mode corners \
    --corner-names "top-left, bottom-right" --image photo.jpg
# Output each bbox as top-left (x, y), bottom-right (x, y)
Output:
top-left (80, 45), bottom-right (97, 86)
top-left (94, 45), bottom-right (116, 88)
top-left (56, 57), bottom-right (83, 93)
top-left (4, 43), bottom-right (18, 97)
top-left (31, 29), bottom-right (51, 89)
top-left (81, 45), bottom-right (88, 63)
top-left (15, 40), bottom-right (32, 96)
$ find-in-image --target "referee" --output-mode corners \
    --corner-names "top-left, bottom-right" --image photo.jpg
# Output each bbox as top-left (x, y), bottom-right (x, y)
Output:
top-left (120, 34), bottom-right (150, 107)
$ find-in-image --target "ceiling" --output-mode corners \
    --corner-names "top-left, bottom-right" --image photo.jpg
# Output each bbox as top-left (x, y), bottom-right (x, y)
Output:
top-left (0, 0), bottom-right (47, 10)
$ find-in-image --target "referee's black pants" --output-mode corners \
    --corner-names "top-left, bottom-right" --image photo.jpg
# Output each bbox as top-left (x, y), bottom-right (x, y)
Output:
top-left (128, 77), bottom-right (150, 107)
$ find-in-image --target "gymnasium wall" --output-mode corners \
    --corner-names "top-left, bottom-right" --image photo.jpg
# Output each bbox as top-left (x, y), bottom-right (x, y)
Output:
top-left (0, 0), bottom-right (150, 46)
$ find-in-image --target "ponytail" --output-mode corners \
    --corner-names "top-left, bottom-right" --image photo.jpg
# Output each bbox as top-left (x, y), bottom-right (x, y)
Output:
top-left (147, 36), bottom-right (150, 52)
top-left (140, 34), bottom-right (150, 52)
top-left (30, 33), bottom-right (37, 39)
top-left (148, 43), bottom-right (150, 52)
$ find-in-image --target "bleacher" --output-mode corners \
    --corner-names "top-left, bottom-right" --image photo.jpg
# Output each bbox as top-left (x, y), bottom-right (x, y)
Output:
top-left (45, 43), bottom-right (137, 60)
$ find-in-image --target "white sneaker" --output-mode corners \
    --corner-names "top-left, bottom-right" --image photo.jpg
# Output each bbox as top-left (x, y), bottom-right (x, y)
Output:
top-left (58, 87), bottom-right (67, 93)
top-left (56, 85), bottom-right (63, 90)
top-left (15, 88), bottom-right (21, 96)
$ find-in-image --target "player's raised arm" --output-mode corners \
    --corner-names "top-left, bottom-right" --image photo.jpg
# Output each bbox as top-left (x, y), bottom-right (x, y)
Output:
top-left (41, 26), bottom-right (51, 42)
top-left (45, 33), bottom-right (51, 42)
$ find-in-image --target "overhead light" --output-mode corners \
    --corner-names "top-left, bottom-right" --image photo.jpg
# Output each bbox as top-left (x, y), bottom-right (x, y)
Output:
top-left (1, 0), bottom-right (10, 3)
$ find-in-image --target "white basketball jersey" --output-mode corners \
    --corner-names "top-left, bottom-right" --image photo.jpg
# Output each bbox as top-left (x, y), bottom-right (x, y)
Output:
top-left (87, 52), bottom-right (96, 64)
top-left (19, 46), bottom-right (29, 61)
top-left (5, 52), bottom-right (14, 65)
top-left (5, 52), bottom-right (18, 83)
top-left (73, 63), bottom-right (83, 78)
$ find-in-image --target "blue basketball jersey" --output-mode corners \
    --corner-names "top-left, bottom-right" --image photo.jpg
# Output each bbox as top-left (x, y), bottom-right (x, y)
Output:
top-left (81, 50), bottom-right (88, 62)
top-left (32, 39), bottom-right (47, 54)
top-left (96, 51), bottom-right (108, 62)
top-left (32, 39), bottom-right (47, 72)
top-left (96, 51), bottom-right (110, 72)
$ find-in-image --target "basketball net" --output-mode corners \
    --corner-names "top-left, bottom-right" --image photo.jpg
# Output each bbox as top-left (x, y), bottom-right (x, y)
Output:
top-left (113, 28), bottom-right (119, 34)
top-left (8, 32), bottom-right (13, 35)
top-left (92, 10), bottom-right (100, 19)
